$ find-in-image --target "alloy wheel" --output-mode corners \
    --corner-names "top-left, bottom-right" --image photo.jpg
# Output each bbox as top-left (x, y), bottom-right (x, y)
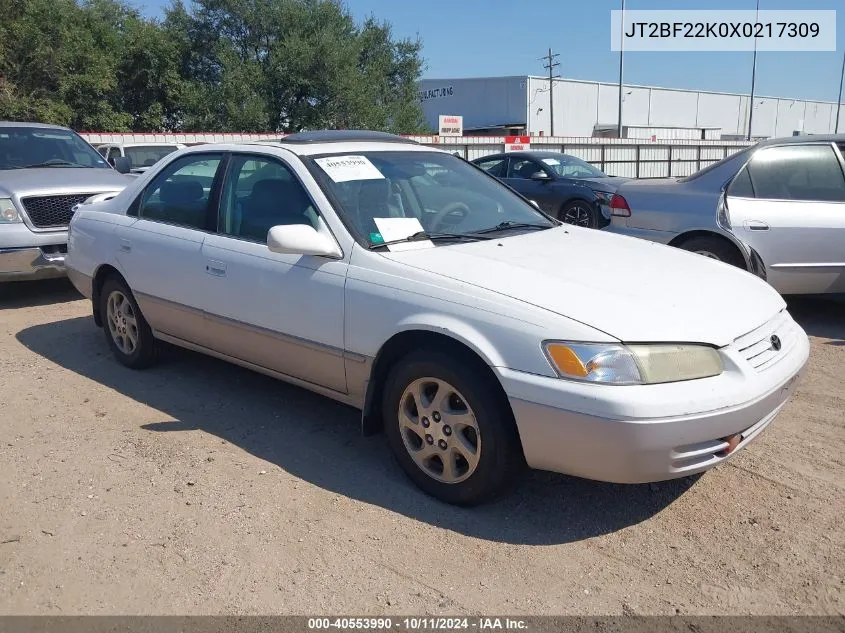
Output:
top-left (106, 290), bottom-right (139, 355)
top-left (562, 204), bottom-right (592, 227)
top-left (398, 377), bottom-right (481, 484)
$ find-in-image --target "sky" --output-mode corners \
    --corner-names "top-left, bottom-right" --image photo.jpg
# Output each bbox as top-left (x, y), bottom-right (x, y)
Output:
top-left (133, 0), bottom-right (845, 103)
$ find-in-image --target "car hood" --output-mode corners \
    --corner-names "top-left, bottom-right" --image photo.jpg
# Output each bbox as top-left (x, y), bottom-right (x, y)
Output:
top-left (383, 226), bottom-right (785, 347)
top-left (0, 168), bottom-right (133, 197)
top-left (570, 175), bottom-right (630, 192)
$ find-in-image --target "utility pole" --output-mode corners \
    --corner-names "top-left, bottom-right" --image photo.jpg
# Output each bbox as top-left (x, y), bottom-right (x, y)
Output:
top-left (541, 48), bottom-right (560, 136)
top-left (747, 0), bottom-right (760, 140)
top-left (836, 48), bottom-right (845, 133)
top-left (618, 0), bottom-right (625, 138)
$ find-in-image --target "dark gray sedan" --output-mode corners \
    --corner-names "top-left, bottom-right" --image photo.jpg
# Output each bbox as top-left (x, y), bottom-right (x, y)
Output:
top-left (473, 151), bottom-right (628, 228)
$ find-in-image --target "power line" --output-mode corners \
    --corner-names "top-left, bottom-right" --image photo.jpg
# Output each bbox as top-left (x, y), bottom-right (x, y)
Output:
top-left (541, 48), bottom-right (560, 136)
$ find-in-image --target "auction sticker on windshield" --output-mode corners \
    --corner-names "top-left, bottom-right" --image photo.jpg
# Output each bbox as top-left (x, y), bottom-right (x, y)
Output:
top-left (542, 158), bottom-right (561, 165)
top-left (314, 155), bottom-right (384, 183)
top-left (373, 217), bottom-right (434, 252)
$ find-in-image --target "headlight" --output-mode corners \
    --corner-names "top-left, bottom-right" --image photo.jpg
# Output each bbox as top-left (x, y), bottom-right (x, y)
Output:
top-left (593, 191), bottom-right (614, 205)
top-left (0, 198), bottom-right (22, 223)
top-left (543, 342), bottom-right (723, 385)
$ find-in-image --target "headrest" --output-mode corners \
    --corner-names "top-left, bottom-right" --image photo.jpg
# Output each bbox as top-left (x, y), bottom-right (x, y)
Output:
top-left (161, 180), bottom-right (203, 205)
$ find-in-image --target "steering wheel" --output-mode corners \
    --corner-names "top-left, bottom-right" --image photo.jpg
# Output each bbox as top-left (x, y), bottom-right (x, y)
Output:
top-left (430, 201), bottom-right (471, 232)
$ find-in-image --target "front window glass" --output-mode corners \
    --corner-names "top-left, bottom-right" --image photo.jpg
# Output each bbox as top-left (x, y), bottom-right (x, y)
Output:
top-left (123, 146), bottom-right (180, 170)
top-left (540, 155), bottom-right (606, 178)
top-left (218, 155), bottom-right (319, 243)
top-left (310, 151), bottom-right (554, 245)
top-left (0, 126), bottom-right (109, 170)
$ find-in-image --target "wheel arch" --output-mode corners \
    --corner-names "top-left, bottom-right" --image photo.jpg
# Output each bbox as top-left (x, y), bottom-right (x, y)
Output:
top-left (669, 229), bottom-right (751, 271)
top-left (360, 327), bottom-right (511, 437)
top-left (91, 264), bottom-right (128, 327)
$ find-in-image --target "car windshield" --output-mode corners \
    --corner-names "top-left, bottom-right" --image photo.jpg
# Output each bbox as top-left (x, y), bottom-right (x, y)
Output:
top-left (310, 151), bottom-right (555, 246)
top-left (124, 145), bottom-right (180, 169)
top-left (540, 155), bottom-right (606, 178)
top-left (0, 126), bottom-right (109, 170)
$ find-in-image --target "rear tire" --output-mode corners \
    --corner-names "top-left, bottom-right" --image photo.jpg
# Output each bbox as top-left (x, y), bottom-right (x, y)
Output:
top-left (382, 350), bottom-right (524, 505)
top-left (559, 200), bottom-right (598, 229)
top-left (678, 236), bottom-right (746, 269)
top-left (100, 276), bottom-right (158, 369)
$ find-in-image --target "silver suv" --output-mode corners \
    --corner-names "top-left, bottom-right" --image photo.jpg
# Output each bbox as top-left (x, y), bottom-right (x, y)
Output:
top-left (0, 122), bottom-right (133, 282)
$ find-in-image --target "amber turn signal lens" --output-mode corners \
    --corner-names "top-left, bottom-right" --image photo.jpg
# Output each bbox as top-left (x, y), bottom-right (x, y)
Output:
top-left (545, 344), bottom-right (588, 378)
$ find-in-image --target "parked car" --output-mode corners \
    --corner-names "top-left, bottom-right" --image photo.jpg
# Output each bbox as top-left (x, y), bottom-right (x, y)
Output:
top-left (0, 122), bottom-right (135, 282)
top-left (604, 135), bottom-right (845, 295)
top-left (66, 130), bottom-right (808, 505)
top-left (96, 142), bottom-right (186, 174)
top-left (473, 151), bottom-right (628, 228)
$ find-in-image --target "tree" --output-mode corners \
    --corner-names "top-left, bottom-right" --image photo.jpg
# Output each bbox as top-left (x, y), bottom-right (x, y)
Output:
top-left (0, 0), bottom-right (427, 133)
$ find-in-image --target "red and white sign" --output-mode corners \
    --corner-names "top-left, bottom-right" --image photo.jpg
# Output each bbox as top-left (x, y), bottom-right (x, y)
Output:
top-left (504, 135), bottom-right (531, 152)
top-left (438, 115), bottom-right (463, 137)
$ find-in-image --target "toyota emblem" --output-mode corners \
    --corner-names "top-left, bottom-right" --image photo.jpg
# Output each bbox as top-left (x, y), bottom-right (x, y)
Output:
top-left (770, 335), bottom-right (782, 351)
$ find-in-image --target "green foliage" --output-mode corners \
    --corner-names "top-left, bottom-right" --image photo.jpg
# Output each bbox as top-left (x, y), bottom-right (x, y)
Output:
top-left (0, 0), bottom-right (427, 133)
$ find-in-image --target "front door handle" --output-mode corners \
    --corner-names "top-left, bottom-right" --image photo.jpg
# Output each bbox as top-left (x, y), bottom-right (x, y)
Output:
top-left (119, 238), bottom-right (132, 252)
top-left (744, 220), bottom-right (769, 231)
top-left (206, 260), bottom-right (227, 277)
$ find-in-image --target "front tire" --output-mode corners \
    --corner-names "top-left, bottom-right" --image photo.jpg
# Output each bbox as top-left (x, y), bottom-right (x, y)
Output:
top-left (100, 276), bottom-right (158, 369)
top-left (382, 350), bottom-right (524, 505)
top-left (559, 200), bottom-right (597, 229)
top-left (678, 236), bottom-right (745, 269)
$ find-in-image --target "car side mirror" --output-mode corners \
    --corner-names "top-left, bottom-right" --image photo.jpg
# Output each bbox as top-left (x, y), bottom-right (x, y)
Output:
top-left (112, 156), bottom-right (131, 174)
top-left (267, 224), bottom-right (342, 258)
top-left (530, 171), bottom-right (552, 181)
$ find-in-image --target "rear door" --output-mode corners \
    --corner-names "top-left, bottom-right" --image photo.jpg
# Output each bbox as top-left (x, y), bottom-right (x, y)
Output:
top-left (115, 152), bottom-right (225, 344)
top-left (726, 142), bottom-right (845, 294)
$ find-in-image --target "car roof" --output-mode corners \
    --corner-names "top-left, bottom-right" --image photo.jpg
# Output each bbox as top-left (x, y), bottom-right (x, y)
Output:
top-left (754, 134), bottom-right (845, 147)
top-left (473, 150), bottom-right (577, 161)
top-left (0, 121), bottom-right (71, 131)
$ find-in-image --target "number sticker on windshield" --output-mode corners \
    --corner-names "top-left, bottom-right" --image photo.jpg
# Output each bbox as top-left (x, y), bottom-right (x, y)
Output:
top-left (542, 158), bottom-right (561, 166)
top-left (314, 155), bottom-right (384, 183)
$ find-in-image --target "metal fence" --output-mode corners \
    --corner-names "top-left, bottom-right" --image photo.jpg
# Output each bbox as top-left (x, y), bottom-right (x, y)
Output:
top-left (81, 133), bottom-right (754, 179)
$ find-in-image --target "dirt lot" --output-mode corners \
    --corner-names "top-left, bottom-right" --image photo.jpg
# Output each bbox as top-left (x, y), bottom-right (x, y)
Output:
top-left (0, 279), bottom-right (843, 616)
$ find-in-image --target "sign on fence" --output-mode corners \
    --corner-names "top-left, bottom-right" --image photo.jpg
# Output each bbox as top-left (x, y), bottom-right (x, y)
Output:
top-left (438, 115), bottom-right (463, 137)
top-left (504, 136), bottom-right (531, 152)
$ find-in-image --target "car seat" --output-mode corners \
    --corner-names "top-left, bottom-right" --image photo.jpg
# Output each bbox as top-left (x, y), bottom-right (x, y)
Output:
top-left (356, 179), bottom-right (402, 235)
top-left (157, 180), bottom-right (206, 226)
top-left (238, 179), bottom-right (313, 242)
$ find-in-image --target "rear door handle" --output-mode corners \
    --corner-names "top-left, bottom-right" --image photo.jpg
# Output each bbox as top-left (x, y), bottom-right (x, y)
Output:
top-left (119, 238), bottom-right (132, 252)
top-left (206, 260), bottom-right (227, 277)
top-left (744, 220), bottom-right (769, 231)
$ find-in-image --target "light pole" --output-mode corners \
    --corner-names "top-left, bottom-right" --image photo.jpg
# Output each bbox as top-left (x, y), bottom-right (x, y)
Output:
top-left (747, 0), bottom-right (760, 140)
top-left (617, 0), bottom-right (625, 138)
top-left (836, 48), bottom-right (845, 133)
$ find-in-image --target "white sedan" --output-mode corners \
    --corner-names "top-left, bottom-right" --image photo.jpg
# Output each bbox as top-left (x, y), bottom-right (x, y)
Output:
top-left (66, 131), bottom-right (809, 505)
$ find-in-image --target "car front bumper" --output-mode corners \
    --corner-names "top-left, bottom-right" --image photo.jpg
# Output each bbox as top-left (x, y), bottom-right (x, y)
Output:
top-left (497, 320), bottom-right (810, 484)
top-left (0, 246), bottom-right (67, 281)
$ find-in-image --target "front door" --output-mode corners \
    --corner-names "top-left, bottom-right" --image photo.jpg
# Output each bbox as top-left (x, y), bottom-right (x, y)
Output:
top-left (115, 152), bottom-right (224, 344)
top-left (199, 153), bottom-right (348, 393)
top-left (726, 143), bottom-right (845, 294)
top-left (503, 158), bottom-right (557, 213)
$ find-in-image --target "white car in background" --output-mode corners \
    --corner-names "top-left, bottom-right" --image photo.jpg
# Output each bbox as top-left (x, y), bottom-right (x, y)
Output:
top-left (66, 131), bottom-right (808, 505)
top-left (96, 142), bottom-right (186, 175)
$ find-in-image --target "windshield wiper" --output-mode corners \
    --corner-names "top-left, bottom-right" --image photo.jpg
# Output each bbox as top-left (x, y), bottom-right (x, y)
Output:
top-left (368, 231), bottom-right (491, 250)
top-left (20, 160), bottom-right (85, 168)
top-left (472, 221), bottom-right (553, 235)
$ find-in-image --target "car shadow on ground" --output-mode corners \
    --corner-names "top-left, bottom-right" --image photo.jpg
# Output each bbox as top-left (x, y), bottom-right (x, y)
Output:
top-left (784, 294), bottom-right (845, 343)
top-left (0, 278), bottom-right (81, 309)
top-left (16, 315), bottom-right (703, 546)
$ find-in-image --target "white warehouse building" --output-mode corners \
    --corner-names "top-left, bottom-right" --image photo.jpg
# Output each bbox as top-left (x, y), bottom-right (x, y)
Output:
top-left (418, 76), bottom-right (842, 139)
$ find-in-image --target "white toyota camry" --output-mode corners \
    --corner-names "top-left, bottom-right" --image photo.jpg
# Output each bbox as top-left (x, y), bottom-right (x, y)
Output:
top-left (66, 131), bottom-right (809, 505)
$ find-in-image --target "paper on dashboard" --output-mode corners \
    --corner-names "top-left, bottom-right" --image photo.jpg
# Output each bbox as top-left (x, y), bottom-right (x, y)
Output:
top-left (373, 217), bottom-right (434, 251)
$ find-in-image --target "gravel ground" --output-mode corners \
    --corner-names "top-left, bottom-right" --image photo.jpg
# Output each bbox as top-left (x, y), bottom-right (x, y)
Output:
top-left (0, 279), bottom-right (843, 615)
